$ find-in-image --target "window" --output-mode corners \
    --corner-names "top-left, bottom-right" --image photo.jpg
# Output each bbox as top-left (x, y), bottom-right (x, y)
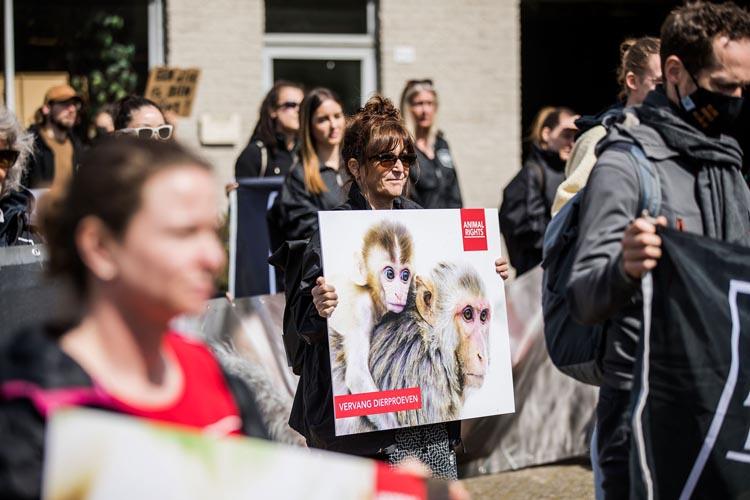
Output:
top-left (263, 0), bottom-right (376, 114)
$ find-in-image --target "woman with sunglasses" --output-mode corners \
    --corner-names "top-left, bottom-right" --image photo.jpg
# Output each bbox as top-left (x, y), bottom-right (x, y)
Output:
top-left (269, 87), bottom-right (346, 245)
top-left (235, 80), bottom-right (304, 178)
top-left (114, 95), bottom-right (174, 141)
top-left (0, 138), bottom-right (268, 498)
top-left (399, 79), bottom-right (463, 209)
top-left (287, 95), bottom-right (509, 480)
top-left (0, 106), bottom-right (38, 246)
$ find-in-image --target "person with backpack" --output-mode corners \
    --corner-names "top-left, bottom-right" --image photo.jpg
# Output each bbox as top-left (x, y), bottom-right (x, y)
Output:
top-left (566, 2), bottom-right (750, 497)
top-left (235, 80), bottom-right (304, 178)
top-left (499, 106), bottom-right (577, 276)
top-left (552, 36), bottom-right (662, 216)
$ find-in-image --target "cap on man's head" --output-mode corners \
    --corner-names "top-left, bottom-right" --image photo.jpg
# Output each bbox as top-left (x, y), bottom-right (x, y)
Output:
top-left (44, 84), bottom-right (82, 105)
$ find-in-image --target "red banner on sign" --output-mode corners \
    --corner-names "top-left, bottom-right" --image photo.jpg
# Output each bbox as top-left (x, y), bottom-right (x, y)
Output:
top-left (334, 387), bottom-right (422, 419)
top-left (461, 208), bottom-right (488, 251)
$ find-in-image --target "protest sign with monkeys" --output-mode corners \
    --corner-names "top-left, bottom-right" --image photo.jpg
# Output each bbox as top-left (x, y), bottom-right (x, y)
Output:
top-left (319, 209), bottom-right (515, 436)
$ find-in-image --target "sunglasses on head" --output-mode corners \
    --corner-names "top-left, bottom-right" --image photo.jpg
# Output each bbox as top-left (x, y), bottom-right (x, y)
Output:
top-left (118, 124), bottom-right (174, 141)
top-left (277, 101), bottom-right (300, 111)
top-left (369, 151), bottom-right (418, 170)
top-left (406, 78), bottom-right (434, 89)
top-left (0, 149), bottom-right (19, 169)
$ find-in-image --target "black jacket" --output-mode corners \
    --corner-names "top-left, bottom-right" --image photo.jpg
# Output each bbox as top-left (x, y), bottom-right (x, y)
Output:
top-left (268, 162), bottom-right (346, 247)
top-left (500, 145), bottom-right (566, 276)
top-left (0, 323), bottom-right (270, 500)
top-left (568, 88), bottom-right (750, 390)
top-left (0, 189), bottom-right (38, 247)
top-left (235, 134), bottom-right (297, 178)
top-left (23, 125), bottom-right (83, 189)
top-left (409, 133), bottom-right (463, 209)
top-left (287, 183), bottom-right (460, 456)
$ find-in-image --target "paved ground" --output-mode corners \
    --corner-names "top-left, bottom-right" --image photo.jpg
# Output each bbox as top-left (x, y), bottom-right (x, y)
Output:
top-left (460, 461), bottom-right (594, 500)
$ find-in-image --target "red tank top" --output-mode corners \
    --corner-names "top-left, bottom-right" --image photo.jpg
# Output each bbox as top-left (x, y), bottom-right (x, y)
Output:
top-left (105, 332), bottom-right (243, 436)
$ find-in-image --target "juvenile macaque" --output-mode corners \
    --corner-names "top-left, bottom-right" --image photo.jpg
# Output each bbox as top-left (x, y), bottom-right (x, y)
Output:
top-left (368, 262), bottom-right (491, 427)
top-left (328, 221), bottom-right (414, 431)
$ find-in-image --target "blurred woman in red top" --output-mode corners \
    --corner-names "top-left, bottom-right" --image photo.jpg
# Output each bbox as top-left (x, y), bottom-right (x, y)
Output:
top-left (0, 138), bottom-right (267, 499)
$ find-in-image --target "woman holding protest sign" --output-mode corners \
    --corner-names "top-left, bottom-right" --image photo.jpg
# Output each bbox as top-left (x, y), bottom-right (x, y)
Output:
top-left (268, 87), bottom-right (346, 246)
top-left (287, 95), bottom-right (509, 480)
top-left (0, 138), bottom-right (268, 498)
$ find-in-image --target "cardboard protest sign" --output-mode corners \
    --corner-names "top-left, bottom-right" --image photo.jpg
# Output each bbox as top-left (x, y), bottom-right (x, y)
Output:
top-left (144, 67), bottom-right (201, 117)
top-left (43, 408), bottom-right (429, 500)
top-left (319, 208), bottom-right (514, 436)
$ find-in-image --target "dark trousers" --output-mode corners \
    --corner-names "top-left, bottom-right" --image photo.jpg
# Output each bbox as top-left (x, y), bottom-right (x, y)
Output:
top-left (596, 385), bottom-right (632, 500)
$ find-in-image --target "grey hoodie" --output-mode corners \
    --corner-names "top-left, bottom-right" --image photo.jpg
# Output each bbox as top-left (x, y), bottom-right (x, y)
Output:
top-left (567, 88), bottom-right (750, 390)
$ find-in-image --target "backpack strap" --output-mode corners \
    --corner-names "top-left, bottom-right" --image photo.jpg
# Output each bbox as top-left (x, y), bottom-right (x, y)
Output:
top-left (629, 144), bottom-right (662, 217)
top-left (255, 140), bottom-right (268, 177)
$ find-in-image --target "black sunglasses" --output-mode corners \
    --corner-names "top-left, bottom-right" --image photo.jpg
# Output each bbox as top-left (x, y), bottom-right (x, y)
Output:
top-left (369, 152), bottom-right (418, 169)
top-left (277, 101), bottom-right (300, 110)
top-left (50, 98), bottom-right (82, 110)
top-left (0, 149), bottom-right (19, 169)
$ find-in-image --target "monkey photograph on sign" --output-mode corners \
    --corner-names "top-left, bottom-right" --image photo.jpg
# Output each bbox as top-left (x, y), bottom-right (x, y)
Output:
top-left (319, 209), bottom-right (514, 436)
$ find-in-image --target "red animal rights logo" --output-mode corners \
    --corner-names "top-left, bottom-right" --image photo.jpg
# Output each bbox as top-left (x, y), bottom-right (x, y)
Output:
top-left (461, 209), bottom-right (488, 251)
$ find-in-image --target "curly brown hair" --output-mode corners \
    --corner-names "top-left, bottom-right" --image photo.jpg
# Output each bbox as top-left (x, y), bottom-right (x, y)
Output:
top-left (660, 1), bottom-right (750, 75)
top-left (341, 95), bottom-right (416, 194)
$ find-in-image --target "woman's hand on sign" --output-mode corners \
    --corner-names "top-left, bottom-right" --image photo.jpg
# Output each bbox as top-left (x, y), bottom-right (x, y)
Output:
top-left (312, 276), bottom-right (338, 318)
top-left (495, 257), bottom-right (510, 281)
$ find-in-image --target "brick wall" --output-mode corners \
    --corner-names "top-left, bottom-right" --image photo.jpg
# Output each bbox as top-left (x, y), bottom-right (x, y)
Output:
top-left (166, 0), bottom-right (264, 203)
top-left (379, 0), bottom-right (521, 208)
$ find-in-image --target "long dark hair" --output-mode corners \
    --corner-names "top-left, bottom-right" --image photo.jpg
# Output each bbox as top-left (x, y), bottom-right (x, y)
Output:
top-left (252, 80), bottom-right (304, 154)
top-left (113, 95), bottom-right (165, 130)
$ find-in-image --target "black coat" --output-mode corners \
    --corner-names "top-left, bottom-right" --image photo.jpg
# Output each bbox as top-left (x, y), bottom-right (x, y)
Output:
top-left (409, 133), bottom-right (463, 209)
top-left (0, 323), bottom-right (270, 500)
top-left (0, 189), bottom-right (38, 247)
top-left (235, 134), bottom-right (297, 178)
top-left (287, 183), bottom-right (460, 457)
top-left (23, 125), bottom-right (83, 189)
top-left (267, 162), bottom-right (346, 248)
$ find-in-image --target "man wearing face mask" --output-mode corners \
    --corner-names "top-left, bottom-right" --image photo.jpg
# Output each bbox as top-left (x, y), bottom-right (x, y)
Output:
top-left (567, 2), bottom-right (750, 499)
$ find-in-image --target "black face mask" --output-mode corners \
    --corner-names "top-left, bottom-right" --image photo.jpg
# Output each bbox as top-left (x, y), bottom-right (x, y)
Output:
top-left (676, 73), bottom-right (744, 136)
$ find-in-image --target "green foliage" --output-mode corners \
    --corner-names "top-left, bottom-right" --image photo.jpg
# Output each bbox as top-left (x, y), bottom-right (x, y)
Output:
top-left (69, 12), bottom-right (138, 118)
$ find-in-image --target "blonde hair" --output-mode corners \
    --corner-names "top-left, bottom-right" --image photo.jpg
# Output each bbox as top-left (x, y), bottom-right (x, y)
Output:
top-left (299, 87), bottom-right (342, 195)
top-left (399, 79), bottom-right (439, 150)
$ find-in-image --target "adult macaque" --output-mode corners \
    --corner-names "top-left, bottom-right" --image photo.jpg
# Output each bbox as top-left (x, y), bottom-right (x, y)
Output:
top-left (328, 221), bottom-right (414, 431)
top-left (369, 262), bottom-right (491, 427)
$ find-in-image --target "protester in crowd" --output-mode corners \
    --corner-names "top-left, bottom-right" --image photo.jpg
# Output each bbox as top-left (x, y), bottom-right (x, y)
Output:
top-left (399, 79), bottom-right (463, 209)
top-left (287, 95), bottom-right (509, 480)
top-left (90, 104), bottom-right (116, 141)
top-left (0, 106), bottom-right (38, 247)
top-left (552, 37), bottom-right (661, 216)
top-left (235, 80), bottom-right (304, 178)
top-left (0, 138), bottom-right (269, 498)
top-left (499, 106), bottom-right (577, 276)
top-left (113, 95), bottom-right (173, 141)
top-left (567, 2), bottom-right (750, 498)
top-left (23, 84), bottom-right (84, 191)
top-left (268, 87), bottom-right (346, 245)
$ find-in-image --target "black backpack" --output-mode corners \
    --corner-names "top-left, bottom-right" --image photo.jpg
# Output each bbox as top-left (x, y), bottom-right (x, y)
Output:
top-left (541, 142), bottom-right (661, 386)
